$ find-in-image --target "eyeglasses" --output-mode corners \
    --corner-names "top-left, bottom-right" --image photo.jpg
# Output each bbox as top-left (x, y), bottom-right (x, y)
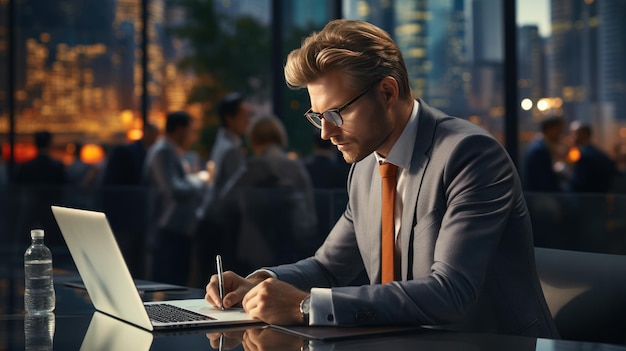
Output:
top-left (304, 84), bottom-right (375, 129)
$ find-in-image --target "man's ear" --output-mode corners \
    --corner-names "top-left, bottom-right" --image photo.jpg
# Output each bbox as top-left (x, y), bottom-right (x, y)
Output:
top-left (379, 76), bottom-right (399, 107)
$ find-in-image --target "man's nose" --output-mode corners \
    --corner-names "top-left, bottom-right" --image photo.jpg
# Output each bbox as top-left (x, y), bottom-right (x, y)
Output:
top-left (320, 118), bottom-right (340, 140)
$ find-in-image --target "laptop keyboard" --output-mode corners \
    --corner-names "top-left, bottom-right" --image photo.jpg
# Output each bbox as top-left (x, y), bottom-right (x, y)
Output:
top-left (145, 304), bottom-right (215, 323)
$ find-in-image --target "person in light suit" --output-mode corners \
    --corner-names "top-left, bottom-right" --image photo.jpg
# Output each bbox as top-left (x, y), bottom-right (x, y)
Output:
top-left (205, 19), bottom-right (558, 338)
top-left (144, 111), bottom-right (206, 285)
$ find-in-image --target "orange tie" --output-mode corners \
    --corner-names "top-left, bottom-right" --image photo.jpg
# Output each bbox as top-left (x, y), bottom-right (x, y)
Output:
top-left (379, 162), bottom-right (398, 284)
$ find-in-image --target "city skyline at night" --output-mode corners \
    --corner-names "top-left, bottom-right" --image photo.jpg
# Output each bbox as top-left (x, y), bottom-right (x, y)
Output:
top-left (1, 0), bottom-right (626, 159)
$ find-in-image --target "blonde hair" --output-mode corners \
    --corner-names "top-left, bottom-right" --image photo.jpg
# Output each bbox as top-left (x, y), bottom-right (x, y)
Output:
top-left (284, 19), bottom-right (412, 100)
top-left (248, 116), bottom-right (288, 148)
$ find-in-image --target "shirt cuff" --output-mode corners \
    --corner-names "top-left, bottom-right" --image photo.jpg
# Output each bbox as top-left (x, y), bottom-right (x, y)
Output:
top-left (245, 269), bottom-right (277, 280)
top-left (309, 288), bottom-right (337, 326)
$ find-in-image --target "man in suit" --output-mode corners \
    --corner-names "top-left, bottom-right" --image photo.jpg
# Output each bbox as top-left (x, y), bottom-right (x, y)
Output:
top-left (14, 130), bottom-right (65, 185)
top-left (191, 93), bottom-right (251, 286)
top-left (14, 130), bottom-right (66, 246)
top-left (205, 19), bottom-right (558, 338)
top-left (568, 122), bottom-right (616, 193)
top-left (144, 111), bottom-right (206, 285)
top-left (103, 123), bottom-right (159, 186)
top-left (207, 92), bottom-right (252, 193)
top-left (522, 116), bottom-right (565, 192)
top-left (101, 123), bottom-right (159, 278)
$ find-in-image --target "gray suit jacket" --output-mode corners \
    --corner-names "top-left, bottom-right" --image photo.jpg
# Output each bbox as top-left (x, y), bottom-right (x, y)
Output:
top-left (270, 99), bottom-right (559, 338)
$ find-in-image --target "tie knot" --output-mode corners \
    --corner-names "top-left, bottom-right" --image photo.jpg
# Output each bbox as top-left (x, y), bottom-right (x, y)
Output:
top-left (379, 162), bottom-right (398, 178)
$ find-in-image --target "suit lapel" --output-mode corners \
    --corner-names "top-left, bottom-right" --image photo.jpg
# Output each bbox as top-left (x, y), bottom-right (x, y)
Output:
top-left (400, 99), bottom-right (437, 280)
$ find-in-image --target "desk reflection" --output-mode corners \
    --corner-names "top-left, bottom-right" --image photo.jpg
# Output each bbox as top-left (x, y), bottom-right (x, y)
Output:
top-left (80, 312), bottom-right (153, 351)
top-left (74, 311), bottom-right (626, 351)
top-left (25, 312), bottom-right (55, 351)
top-left (207, 327), bottom-right (304, 351)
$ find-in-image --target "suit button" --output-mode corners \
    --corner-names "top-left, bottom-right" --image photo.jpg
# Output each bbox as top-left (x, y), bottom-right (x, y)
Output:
top-left (326, 314), bottom-right (334, 322)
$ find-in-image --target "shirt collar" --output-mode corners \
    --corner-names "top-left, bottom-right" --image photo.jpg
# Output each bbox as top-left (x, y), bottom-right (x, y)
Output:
top-left (375, 100), bottom-right (420, 169)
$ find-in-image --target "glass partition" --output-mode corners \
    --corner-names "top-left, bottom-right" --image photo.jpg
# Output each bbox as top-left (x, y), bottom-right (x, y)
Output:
top-left (517, 0), bottom-right (626, 191)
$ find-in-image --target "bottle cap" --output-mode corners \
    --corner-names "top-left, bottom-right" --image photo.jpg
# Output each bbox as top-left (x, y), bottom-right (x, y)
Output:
top-left (30, 229), bottom-right (45, 238)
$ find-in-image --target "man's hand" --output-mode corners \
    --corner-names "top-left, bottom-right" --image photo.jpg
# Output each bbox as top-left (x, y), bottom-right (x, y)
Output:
top-left (205, 271), bottom-right (270, 309)
top-left (242, 278), bottom-right (309, 325)
top-left (242, 327), bottom-right (304, 351)
top-left (205, 330), bottom-right (244, 350)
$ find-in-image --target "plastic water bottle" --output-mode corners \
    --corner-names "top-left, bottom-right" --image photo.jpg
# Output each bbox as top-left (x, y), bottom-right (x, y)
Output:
top-left (24, 229), bottom-right (55, 314)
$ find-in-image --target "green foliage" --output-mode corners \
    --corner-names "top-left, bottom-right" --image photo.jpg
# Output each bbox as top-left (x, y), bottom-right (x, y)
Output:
top-left (166, 0), bottom-right (271, 158)
top-left (166, 0), bottom-right (270, 104)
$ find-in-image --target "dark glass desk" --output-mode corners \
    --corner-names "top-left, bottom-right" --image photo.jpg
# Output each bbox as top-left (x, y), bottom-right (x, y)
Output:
top-left (2, 271), bottom-right (626, 351)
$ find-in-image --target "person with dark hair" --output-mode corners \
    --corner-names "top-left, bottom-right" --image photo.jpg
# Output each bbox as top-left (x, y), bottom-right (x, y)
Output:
top-left (101, 122), bottom-right (159, 278)
top-left (208, 92), bottom-right (252, 191)
top-left (14, 130), bottom-right (66, 246)
top-left (103, 123), bottom-right (159, 186)
top-left (204, 19), bottom-right (558, 338)
top-left (14, 130), bottom-right (65, 185)
top-left (144, 111), bottom-right (207, 285)
top-left (522, 115), bottom-right (566, 192)
top-left (191, 93), bottom-right (252, 286)
top-left (567, 121), bottom-right (616, 193)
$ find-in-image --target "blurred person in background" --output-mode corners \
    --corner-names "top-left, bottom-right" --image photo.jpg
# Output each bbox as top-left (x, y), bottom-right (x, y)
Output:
top-left (567, 121), bottom-right (616, 193)
top-left (144, 112), bottom-right (207, 285)
top-left (522, 116), bottom-right (568, 247)
top-left (14, 130), bottom-right (66, 246)
top-left (303, 130), bottom-right (350, 246)
top-left (215, 115), bottom-right (317, 273)
top-left (191, 93), bottom-right (252, 286)
top-left (14, 130), bottom-right (65, 185)
top-left (565, 122), bottom-right (617, 253)
top-left (208, 92), bottom-right (252, 190)
top-left (522, 116), bottom-right (566, 192)
top-left (101, 123), bottom-right (159, 278)
top-left (303, 130), bottom-right (349, 189)
top-left (103, 123), bottom-right (159, 186)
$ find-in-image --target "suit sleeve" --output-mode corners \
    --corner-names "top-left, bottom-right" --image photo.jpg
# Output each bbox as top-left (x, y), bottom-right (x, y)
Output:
top-left (147, 148), bottom-right (204, 201)
top-left (272, 134), bottom-right (517, 326)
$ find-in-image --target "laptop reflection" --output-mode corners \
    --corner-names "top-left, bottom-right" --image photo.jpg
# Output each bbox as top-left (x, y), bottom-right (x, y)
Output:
top-left (80, 312), bottom-right (153, 351)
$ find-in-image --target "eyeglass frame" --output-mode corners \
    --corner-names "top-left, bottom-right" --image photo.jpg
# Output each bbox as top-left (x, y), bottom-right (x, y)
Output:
top-left (304, 83), bottom-right (376, 129)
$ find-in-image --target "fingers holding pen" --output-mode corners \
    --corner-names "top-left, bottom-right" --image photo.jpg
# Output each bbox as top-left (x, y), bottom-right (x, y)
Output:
top-left (205, 274), bottom-right (222, 308)
top-left (205, 271), bottom-right (257, 309)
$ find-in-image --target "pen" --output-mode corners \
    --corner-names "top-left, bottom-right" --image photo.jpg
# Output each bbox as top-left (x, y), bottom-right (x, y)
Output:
top-left (218, 333), bottom-right (225, 351)
top-left (216, 254), bottom-right (225, 310)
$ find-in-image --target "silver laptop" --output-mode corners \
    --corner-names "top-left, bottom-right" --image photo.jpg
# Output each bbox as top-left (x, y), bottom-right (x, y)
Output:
top-left (52, 205), bottom-right (259, 331)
